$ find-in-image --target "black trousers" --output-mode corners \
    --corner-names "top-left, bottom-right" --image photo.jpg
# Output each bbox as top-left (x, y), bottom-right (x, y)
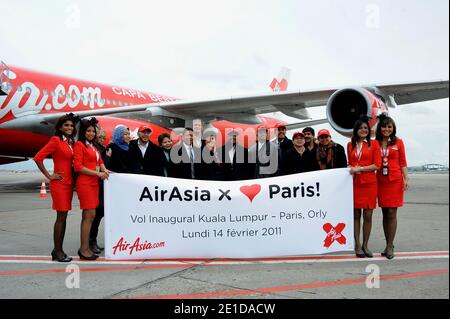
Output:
top-left (90, 181), bottom-right (104, 241)
top-left (89, 204), bottom-right (104, 241)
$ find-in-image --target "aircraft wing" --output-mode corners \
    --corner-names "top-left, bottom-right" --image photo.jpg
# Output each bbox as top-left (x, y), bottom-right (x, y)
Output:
top-left (285, 118), bottom-right (329, 131)
top-left (374, 81), bottom-right (450, 106)
top-left (37, 80), bottom-right (448, 124)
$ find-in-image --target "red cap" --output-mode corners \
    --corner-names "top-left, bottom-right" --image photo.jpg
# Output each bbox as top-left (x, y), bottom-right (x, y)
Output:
top-left (292, 131), bottom-right (305, 139)
top-left (138, 125), bottom-right (152, 133)
top-left (317, 129), bottom-right (331, 138)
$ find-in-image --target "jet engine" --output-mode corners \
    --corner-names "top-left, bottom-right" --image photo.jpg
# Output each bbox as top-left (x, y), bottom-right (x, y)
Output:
top-left (326, 87), bottom-right (388, 137)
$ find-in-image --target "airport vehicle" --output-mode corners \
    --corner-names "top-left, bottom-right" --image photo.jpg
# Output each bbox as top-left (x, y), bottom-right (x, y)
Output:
top-left (0, 60), bottom-right (448, 165)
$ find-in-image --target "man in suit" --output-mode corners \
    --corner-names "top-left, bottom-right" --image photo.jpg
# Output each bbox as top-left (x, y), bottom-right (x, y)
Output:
top-left (171, 128), bottom-right (204, 179)
top-left (249, 126), bottom-right (279, 179)
top-left (129, 125), bottom-right (164, 176)
top-left (220, 130), bottom-right (251, 181)
top-left (272, 123), bottom-right (293, 175)
top-left (201, 127), bottom-right (223, 180)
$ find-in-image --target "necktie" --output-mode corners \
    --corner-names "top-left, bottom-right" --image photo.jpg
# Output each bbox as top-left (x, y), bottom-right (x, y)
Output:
top-left (189, 147), bottom-right (195, 179)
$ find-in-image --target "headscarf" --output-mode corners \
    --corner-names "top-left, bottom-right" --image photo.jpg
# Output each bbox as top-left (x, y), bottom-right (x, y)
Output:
top-left (112, 125), bottom-right (129, 151)
top-left (317, 140), bottom-right (336, 170)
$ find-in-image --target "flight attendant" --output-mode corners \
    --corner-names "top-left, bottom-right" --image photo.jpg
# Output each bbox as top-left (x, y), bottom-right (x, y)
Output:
top-left (34, 113), bottom-right (78, 262)
top-left (375, 114), bottom-right (408, 259)
top-left (74, 118), bottom-right (109, 260)
top-left (348, 119), bottom-right (381, 258)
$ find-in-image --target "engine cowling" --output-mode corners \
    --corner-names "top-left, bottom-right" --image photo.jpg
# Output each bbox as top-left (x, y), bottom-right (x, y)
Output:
top-left (326, 88), bottom-right (388, 137)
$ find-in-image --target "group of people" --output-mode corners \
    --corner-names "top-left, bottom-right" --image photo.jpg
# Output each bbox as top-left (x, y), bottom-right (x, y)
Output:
top-left (34, 112), bottom-right (407, 262)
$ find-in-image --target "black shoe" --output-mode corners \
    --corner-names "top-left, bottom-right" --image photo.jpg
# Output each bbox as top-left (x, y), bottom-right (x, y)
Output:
top-left (386, 245), bottom-right (395, 260)
top-left (362, 247), bottom-right (373, 258)
top-left (355, 248), bottom-right (366, 258)
top-left (51, 250), bottom-right (72, 262)
top-left (381, 245), bottom-right (394, 257)
top-left (78, 249), bottom-right (98, 261)
top-left (89, 240), bottom-right (102, 255)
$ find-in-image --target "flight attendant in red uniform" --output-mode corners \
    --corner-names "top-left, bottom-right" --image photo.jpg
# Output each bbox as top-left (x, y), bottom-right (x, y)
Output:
top-left (348, 118), bottom-right (381, 258)
top-left (34, 113), bottom-right (79, 262)
top-left (376, 114), bottom-right (408, 259)
top-left (74, 118), bottom-right (109, 260)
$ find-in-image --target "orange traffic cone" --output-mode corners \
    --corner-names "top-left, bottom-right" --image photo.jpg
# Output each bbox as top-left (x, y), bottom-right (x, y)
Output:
top-left (39, 179), bottom-right (48, 198)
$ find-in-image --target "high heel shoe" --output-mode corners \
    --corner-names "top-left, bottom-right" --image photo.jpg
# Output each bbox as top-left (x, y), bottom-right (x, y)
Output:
top-left (381, 245), bottom-right (394, 257)
top-left (362, 247), bottom-right (373, 258)
top-left (78, 249), bottom-right (98, 261)
top-left (355, 248), bottom-right (365, 258)
top-left (51, 250), bottom-right (72, 262)
top-left (385, 245), bottom-right (395, 260)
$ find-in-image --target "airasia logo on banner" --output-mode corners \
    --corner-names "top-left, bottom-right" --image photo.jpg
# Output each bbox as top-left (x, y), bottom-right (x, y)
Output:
top-left (323, 223), bottom-right (347, 248)
top-left (112, 237), bottom-right (166, 256)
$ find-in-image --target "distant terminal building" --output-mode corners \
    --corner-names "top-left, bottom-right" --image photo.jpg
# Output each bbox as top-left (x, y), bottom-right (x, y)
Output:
top-left (422, 164), bottom-right (449, 171)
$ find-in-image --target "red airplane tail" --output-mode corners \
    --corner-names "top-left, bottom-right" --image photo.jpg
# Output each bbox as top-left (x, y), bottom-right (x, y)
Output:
top-left (269, 67), bottom-right (290, 92)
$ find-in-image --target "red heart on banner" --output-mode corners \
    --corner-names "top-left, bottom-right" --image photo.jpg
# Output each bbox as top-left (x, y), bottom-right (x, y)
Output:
top-left (240, 184), bottom-right (261, 203)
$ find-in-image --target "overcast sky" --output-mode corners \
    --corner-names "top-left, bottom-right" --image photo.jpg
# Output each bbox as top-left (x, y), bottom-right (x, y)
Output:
top-left (0, 0), bottom-right (448, 169)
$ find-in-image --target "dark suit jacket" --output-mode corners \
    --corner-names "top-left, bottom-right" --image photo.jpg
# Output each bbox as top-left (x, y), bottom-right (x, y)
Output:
top-left (281, 148), bottom-right (319, 175)
top-left (248, 141), bottom-right (279, 179)
top-left (201, 144), bottom-right (224, 181)
top-left (219, 143), bottom-right (252, 181)
top-left (160, 148), bottom-right (177, 178)
top-left (107, 143), bottom-right (137, 174)
top-left (171, 142), bottom-right (204, 180)
top-left (129, 139), bottom-right (164, 176)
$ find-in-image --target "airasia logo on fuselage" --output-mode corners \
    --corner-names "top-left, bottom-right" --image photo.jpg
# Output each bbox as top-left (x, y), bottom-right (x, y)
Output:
top-left (0, 70), bottom-right (105, 121)
top-left (0, 69), bottom-right (177, 123)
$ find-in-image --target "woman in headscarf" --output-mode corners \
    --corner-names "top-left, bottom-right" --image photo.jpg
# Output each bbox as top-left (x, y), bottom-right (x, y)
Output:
top-left (107, 125), bottom-right (135, 173)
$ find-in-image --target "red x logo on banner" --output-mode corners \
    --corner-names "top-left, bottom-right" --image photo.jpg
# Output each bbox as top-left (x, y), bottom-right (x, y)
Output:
top-left (323, 223), bottom-right (347, 248)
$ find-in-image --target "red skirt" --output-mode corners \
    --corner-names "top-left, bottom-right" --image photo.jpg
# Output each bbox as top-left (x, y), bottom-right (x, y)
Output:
top-left (50, 181), bottom-right (73, 212)
top-left (76, 182), bottom-right (99, 210)
top-left (353, 180), bottom-right (377, 209)
top-left (378, 179), bottom-right (404, 208)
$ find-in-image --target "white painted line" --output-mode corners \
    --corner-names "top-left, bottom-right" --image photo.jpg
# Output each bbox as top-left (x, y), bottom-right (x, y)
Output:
top-left (0, 251), bottom-right (447, 266)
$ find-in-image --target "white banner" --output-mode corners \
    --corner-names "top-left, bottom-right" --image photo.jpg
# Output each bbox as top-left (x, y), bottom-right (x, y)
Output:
top-left (104, 168), bottom-right (354, 260)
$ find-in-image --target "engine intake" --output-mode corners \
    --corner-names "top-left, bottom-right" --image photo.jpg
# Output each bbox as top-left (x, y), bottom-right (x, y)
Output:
top-left (326, 88), bottom-right (379, 137)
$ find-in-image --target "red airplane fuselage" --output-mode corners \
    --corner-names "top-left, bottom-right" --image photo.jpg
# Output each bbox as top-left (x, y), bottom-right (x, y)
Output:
top-left (0, 66), bottom-right (282, 164)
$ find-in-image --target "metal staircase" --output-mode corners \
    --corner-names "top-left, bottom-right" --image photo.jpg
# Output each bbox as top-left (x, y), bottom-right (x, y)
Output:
top-left (0, 61), bottom-right (11, 96)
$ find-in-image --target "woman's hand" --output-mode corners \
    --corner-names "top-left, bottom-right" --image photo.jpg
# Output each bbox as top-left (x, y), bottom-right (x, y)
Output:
top-left (49, 173), bottom-right (63, 181)
top-left (404, 178), bottom-right (409, 191)
top-left (97, 172), bottom-right (109, 180)
top-left (349, 166), bottom-right (361, 175)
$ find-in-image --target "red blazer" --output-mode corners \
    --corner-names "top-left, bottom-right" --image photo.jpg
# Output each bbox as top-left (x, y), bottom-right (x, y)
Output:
top-left (377, 138), bottom-right (407, 182)
top-left (347, 140), bottom-right (381, 184)
top-left (74, 141), bottom-right (104, 186)
top-left (34, 136), bottom-right (74, 185)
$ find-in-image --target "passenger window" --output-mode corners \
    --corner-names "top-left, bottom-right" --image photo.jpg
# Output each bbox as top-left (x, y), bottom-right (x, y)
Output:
top-left (17, 86), bottom-right (22, 92)
top-left (26, 87), bottom-right (32, 94)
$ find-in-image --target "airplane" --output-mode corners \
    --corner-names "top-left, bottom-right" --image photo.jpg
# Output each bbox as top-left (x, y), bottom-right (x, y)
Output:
top-left (0, 60), bottom-right (448, 165)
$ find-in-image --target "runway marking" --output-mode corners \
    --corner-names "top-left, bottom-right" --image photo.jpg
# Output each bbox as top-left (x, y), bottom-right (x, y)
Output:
top-left (0, 251), bottom-right (447, 265)
top-left (0, 251), bottom-right (447, 276)
top-left (126, 269), bottom-right (449, 299)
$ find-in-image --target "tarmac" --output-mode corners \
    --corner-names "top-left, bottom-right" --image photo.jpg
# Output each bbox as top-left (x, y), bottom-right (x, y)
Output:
top-left (0, 171), bottom-right (448, 299)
